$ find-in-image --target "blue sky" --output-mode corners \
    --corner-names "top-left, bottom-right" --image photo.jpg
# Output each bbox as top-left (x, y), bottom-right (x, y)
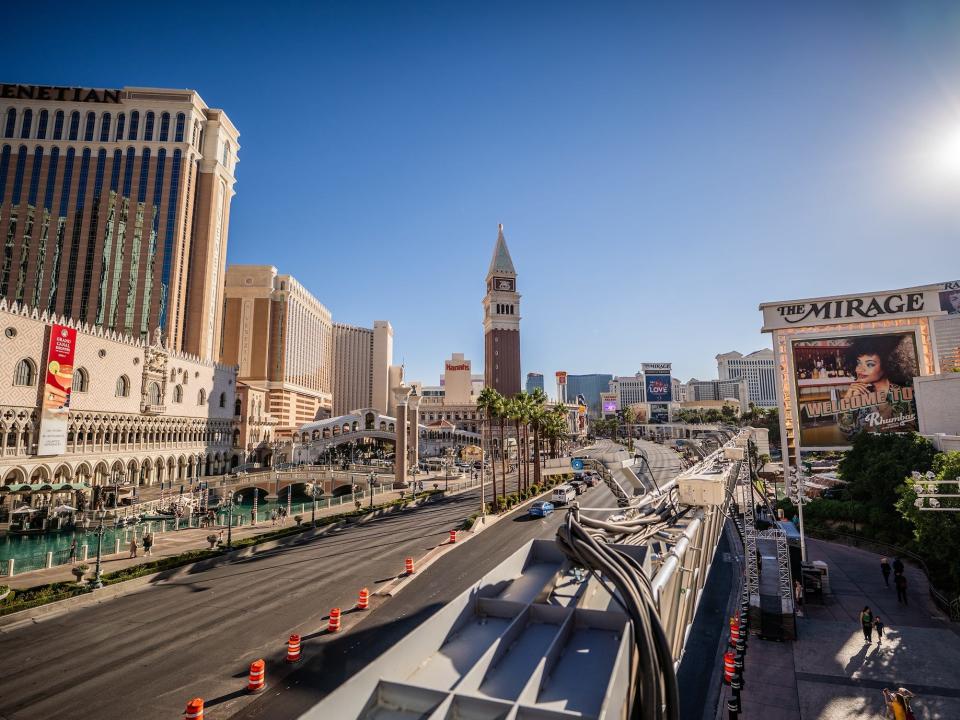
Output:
top-left (5, 1), bottom-right (960, 391)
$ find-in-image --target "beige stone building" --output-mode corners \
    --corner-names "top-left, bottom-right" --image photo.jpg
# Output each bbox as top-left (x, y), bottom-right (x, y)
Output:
top-left (0, 298), bottom-right (236, 494)
top-left (220, 265), bottom-right (333, 440)
top-left (0, 84), bottom-right (239, 361)
top-left (233, 381), bottom-right (279, 466)
top-left (332, 320), bottom-right (393, 416)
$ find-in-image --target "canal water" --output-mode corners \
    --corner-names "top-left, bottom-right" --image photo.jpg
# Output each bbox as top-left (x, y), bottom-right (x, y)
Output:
top-left (0, 492), bottom-right (347, 575)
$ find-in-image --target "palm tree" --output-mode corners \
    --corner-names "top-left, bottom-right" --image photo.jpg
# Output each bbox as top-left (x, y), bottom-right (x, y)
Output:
top-left (528, 388), bottom-right (548, 488)
top-left (476, 388), bottom-right (503, 508)
top-left (504, 396), bottom-right (523, 496)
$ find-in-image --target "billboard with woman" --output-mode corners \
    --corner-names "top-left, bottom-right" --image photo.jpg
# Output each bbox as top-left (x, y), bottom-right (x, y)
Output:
top-left (791, 331), bottom-right (919, 447)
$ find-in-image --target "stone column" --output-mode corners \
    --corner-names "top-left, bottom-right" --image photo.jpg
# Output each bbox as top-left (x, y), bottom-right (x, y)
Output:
top-left (393, 385), bottom-right (412, 488)
top-left (407, 391), bottom-right (421, 478)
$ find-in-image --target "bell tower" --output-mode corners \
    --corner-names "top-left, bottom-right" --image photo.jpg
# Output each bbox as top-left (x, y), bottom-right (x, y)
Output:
top-left (483, 224), bottom-right (521, 396)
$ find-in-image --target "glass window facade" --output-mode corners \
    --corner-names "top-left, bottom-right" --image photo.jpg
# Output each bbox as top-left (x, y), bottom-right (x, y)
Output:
top-left (68, 111), bottom-right (79, 140)
top-left (84, 111), bottom-right (95, 141)
top-left (3, 109), bottom-right (15, 138)
top-left (128, 111), bottom-right (139, 141)
top-left (175, 113), bottom-right (185, 142)
top-left (159, 112), bottom-right (170, 142)
top-left (144, 111), bottom-right (154, 141)
top-left (115, 113), bottom-right (125, 141)
top-left (53, 111), bottom-right (64, 140)
top-left (100, 113), bottom-right (111, 142)
top-left (19, 109), bottom-right (32, 139)
top-left (36, 109), bottom-right (48, 140)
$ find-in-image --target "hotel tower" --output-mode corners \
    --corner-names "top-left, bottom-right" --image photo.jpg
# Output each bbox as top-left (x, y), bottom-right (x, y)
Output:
top-left (0, 83), bottom-right (239, 360)
top-left (483, 224), bottom-right (521, 396)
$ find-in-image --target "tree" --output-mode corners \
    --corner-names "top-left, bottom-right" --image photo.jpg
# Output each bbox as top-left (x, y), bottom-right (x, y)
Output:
top-left (703, 408), bottom-right (723, 423)
top-left (477, 388), bottom-right (504, 507)
top-left (840, 432), bottom-right (936, 516)
top-left (896, 451), bottom-right (960, 596)
top-left (505, 395), bottom-right (525, 495)
top-left (529, 387), bottom-right (548, 487)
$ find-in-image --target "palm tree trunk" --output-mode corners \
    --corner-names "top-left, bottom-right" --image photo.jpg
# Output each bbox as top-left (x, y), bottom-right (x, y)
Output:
top-left (533, 426), bottom-right (542, 487)
top-left (498, 419), bottom-right (506, 507)
top-left (524, 424), bottom-right (530, 492)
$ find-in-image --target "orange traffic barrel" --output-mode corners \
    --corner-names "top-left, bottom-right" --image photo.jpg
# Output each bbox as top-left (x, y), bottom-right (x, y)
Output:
top-left (729, 617), bottom-right (740, 646)
top-left (357, 588), bottom-right (370, 610)
top-left (723, 650), bottom-right (735, 684)
top-left (449, 529), bottom-right (457, 544)
top-left (247, 659), bottom-right (266, 693)
top-left (286, 634), bottom-right (302, 663)
top-left (405, 557), bottom-right (414, 574)
top-left (184, 698), bottom-right (204, 719)
top-left (328, 607), bottom-right (342, 633)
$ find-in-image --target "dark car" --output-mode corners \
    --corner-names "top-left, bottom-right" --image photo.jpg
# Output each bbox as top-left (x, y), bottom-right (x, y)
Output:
top-left (570, 480), bottom-right (587, 495)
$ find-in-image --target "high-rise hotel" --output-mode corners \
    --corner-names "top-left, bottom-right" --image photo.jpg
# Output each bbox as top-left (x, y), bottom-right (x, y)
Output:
top-left (0, 83), bottom-right (239, 360)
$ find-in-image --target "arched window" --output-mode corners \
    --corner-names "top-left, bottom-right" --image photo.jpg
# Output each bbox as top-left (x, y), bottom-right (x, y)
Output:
top-left (83, 111), bottom-right (96, 141)
top-left (115, 113), bottom-right (125, 141)
top-left (219, 392), bottom-right (226, 408)
top-left (147, 382), bottom-right (161, 405)
top-left (128, 111), bottom-right (139, 140)
top-left (99, 113), bottom-right (111, 142)
top-left (36, 110), bottom-right (48, 140)
top-left (115, 375), bottom-right (130, 397)
top-left (144, 111), bottom-right (154, 141)
top-left (20, 109), bottom-right (32, 139)
top-left (197, 389), bottom-right (206, 405)
top-left (68, 111), bottom-right (80, 140)
top-left (234, 398), bottom-right (242, 416)
top-left (170, 369), bottom-right (177, 382)
top-left (74, 367), bottom-right (89, 393)
top-left (159, 112), bottom-right (170, 141)
top-left (175, 113), bottom-right (186, 142)
top-left (52, 110), bottom-right (64, 140)
top-left (173, 385), bottom-right (183, 403)
top-left (13, 358), bottom-right (36, 386)
top-left (4, 109), bottom-right (15, 138)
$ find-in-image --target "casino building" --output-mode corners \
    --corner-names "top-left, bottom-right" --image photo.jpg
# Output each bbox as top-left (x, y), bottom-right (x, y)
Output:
top-left (0, 83), bottom-right (240, 361)
top-left (760, 280), bottom-right (960, 472)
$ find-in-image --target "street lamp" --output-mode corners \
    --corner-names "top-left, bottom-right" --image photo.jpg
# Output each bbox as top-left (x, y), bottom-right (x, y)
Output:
top-left (368, 471), bottom-right (375, 509)
top-left (88, 508), bottom-right (108, 589)
top-left (311, 481), bottom-right (321, 526)
top-left (226, 492), bottom-right (242, 549)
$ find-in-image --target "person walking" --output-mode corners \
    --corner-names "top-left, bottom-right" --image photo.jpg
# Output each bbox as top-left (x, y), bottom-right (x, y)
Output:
top-left (895, 573), bottom-right (908, 605)
top-left (874, 616), bottom-right (885, 645)
top-left (880, 557), bottom-right (891, 587)
top-left (128, 537), bottom-right (138, 558)
top-left (860, 606), bottom-right (874, 642)
top-left (69, 537), bottom-right (78, 564)
top-left (893, 556), bottom-right (905, 577)
top-left (142, 532), bottom-right (153, 557)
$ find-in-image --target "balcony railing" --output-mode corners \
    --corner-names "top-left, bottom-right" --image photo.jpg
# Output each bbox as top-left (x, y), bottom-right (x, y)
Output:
top-left (141, 404), bottom-right (167, 415)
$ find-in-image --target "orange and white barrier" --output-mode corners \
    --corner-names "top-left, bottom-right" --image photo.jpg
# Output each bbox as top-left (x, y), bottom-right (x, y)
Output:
top-left (449, 530), bottom-right (457, 544)
top-left (729, 617), bottom-right (740, 646)
top-left (286, 634), bottom-right (302, 663)
top-left (247, 659), bottom-right (266, 693)
top-left (328, 608), bottom-right (342, 633)
top-left (184, 697), bottom-right (204, 719)
top-left (357, 588), bottom-right (369, 610)
top-left (723, 650), bottom-right (735, 684)
top-left (405, 557), bottom-right (415, 574)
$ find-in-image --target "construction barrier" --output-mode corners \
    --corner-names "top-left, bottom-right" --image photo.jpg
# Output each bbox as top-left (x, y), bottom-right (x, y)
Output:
top-left (729, 617), bottom-right (740, 647)
top-left (405, 557), bottom-right (415, 574)
top-left (184, 697), bottom-right (204, 719)
top-left (286, 634), bottom-right (302, 663)
top-left (449, 530), bottom-right (457, 544)
top-left (247, 659), bottom-right (266, 693)
top-left (723, 650), bottom-right (735, 684)
top-left (357, 588), bottom-right (369, 610)
top-left (328, 608), bottom-right (342, 633)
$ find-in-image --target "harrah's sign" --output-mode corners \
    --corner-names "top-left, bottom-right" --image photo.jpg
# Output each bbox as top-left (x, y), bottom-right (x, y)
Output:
top-left (1, 84), bottom-right (122, 103)
top-left (445, 362), bottom-right (470, 372)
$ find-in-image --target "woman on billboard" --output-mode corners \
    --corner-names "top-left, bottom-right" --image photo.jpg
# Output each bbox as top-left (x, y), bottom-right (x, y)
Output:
top-left (839, 335), bottom-right (918, 438)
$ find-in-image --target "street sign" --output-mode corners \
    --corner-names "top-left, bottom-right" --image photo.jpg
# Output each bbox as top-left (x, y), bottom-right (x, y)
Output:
top-left (571, 458), bottom-right (584, 471)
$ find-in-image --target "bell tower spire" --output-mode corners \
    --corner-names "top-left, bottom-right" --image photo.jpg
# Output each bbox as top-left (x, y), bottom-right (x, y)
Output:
top-left (483, 224), bottom-right (521, 396)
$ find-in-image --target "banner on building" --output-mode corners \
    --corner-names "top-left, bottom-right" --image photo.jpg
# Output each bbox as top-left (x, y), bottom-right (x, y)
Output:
top-left (600, 392), bottom-right (618, 414)
top-left (791, 331), bottom-right (920, 448)
top-left (555, 371), bottom-right (567, 385)
top-left (642, 363), bottom-right (672, 375)
top-left (37, 324), bottom-right (77, 456)
top-left (650, 403), bottom-right (670, 423)
top-left (645, 374), bottom-right (673, 402)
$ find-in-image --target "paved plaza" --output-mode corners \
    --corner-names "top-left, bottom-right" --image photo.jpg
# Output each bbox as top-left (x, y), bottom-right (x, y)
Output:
top-left (724, 538), bottom-right (960, 720)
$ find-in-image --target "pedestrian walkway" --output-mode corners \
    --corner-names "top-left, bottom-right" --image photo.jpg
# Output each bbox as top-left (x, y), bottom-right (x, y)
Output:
top-left (723, 538), bottom-right (960, 720)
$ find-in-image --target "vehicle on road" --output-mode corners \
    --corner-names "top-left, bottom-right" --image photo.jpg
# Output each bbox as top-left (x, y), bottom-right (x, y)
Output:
top-left (584, 472), bottom-right (600, 487)
top-left (552, 484), bottom-right (576, 506)
top-left (570, 480), bottom-right (587, 495)
top-left (528, 501), bottom-right (554, 517)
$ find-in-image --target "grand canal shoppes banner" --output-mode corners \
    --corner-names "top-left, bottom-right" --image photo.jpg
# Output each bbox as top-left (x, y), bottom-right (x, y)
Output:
top-left (38, 323), bottom-right (77, 456)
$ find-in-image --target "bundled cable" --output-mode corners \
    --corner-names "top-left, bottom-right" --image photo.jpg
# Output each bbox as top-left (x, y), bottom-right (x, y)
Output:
top-left (556, 511), bottom-right (680, 720)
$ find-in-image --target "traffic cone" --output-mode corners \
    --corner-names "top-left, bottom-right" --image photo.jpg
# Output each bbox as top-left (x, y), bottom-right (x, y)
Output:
top-left (286, 634), bottom-right (301, 663)
top-left (247, 659), bottom-right (266, 693)
top-left (184, 698), bottom-right (204, 719)
top-left (723, 650), bottom-right (735, 684)
top-left (357, 588), bottom-right (369, 610)
top-left (405, 557), bottom-right (414, 574)
top-left (328, 608), bottom-right (341, 633)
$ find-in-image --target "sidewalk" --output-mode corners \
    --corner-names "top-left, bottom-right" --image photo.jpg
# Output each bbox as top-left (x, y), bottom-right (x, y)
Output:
top-left (723, 538), bottom-right (960, 720)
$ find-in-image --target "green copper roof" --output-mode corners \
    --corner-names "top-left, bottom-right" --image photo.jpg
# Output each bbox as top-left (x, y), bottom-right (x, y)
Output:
top-left (488, 223), bottom-right (516, 276)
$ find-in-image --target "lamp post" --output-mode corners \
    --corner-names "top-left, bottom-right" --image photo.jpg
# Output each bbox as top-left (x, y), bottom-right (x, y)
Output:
top-left (368, 471), bottom-right (375, 509)
top-left (793, 463), bottom-right (810, 563)
top-left (226, 492), bottom-right (241, 549)
top-left (89, 509), bottom-right (107, 589)
top-left (311, 481), bottom-right (320, 526)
